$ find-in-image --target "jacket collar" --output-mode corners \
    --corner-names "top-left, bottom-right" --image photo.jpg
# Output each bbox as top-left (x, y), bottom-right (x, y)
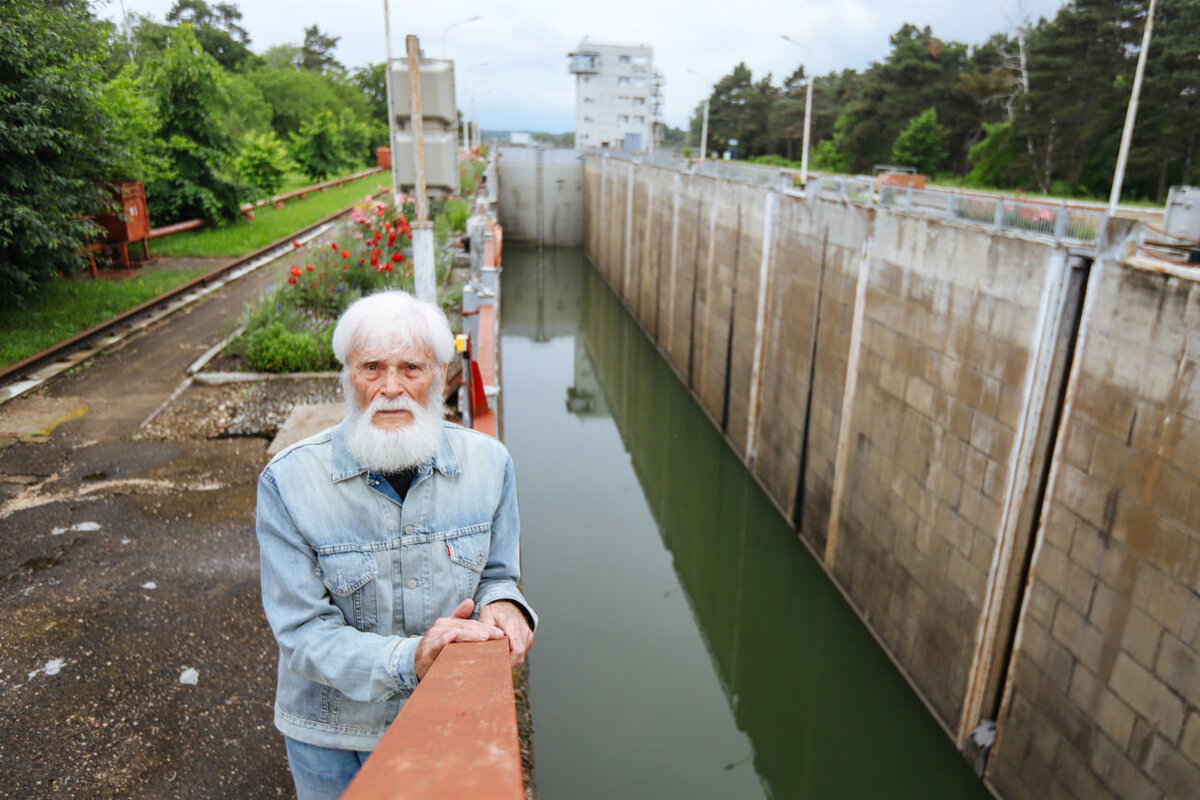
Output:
top-left (330, 419), bottom-right (461, 482)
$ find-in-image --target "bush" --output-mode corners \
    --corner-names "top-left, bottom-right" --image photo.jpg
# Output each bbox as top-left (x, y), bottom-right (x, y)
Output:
top-left (243, 321), bottom-right (330, 372)
top-left (750, 154), bottom-right (793, 168)
top-left (291, 110), bottom-right (344, 180)
top-left (444, 199), bottom-right (470, 233)
top-left (236, 131), bottom-right (293, 199)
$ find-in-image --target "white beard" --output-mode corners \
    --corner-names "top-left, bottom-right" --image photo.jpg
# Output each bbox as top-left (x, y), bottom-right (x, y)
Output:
top-left (345, 391), bottom-right (446, 473)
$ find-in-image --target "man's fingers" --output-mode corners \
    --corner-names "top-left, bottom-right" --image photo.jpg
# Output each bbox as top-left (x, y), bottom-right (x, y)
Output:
top-left (451, 598), bottom-right (475, 619)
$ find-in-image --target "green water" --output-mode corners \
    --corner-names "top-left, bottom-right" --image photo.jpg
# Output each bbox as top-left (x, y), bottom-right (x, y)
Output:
top-left (501, 246), bottom-right (990, 799)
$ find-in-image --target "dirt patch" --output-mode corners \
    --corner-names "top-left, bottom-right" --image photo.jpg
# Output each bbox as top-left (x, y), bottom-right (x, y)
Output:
top-left (141, 377), bottom-right (342, 441)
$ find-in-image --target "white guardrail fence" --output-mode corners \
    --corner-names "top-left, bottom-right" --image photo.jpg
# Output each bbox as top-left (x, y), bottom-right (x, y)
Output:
top-left (594, 149), bottom-right (1115, 245)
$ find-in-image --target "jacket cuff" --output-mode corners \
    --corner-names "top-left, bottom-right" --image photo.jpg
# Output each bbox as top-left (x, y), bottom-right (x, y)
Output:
top-left (477, 585), bottom-right (538, 631)
top-left (390, 635), bottom-right (419, 694)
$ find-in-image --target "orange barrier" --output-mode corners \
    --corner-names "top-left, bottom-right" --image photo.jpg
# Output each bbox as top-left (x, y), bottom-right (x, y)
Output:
top-left (340, 640), bottom-right (524, 800)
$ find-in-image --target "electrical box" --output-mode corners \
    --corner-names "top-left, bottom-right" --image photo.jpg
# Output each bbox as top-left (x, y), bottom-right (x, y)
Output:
top-left (391, 130), bottom-right (459, 197)
top-left (1164, 186), bottom-right (1200, 241)
top-left (388, 57), bottom-right (458, 196)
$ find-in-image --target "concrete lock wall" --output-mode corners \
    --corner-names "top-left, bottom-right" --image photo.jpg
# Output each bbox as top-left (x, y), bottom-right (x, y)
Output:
top-left (580, 152), bottom-right (1200, 799)
top-left (497, 147), bottom-right (584, 246)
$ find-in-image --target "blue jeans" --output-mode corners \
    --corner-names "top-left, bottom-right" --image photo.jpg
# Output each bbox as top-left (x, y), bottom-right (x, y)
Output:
top-left (284, 736), bottom-right (372, 800)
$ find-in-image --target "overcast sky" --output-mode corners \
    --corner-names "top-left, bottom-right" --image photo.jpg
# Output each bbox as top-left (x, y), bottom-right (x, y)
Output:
top-left (98, 0), bottom-right (1069, 133)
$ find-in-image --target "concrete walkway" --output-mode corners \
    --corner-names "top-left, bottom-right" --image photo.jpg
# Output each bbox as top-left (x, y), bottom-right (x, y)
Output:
top-left (0, 257), bottom-right (304, 797)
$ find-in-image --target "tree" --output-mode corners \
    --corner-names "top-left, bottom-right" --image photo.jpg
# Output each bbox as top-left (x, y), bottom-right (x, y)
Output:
top-left (0, 0), bottom-right (127, 304)
top-left (301, 25), bottom-right (342, 73)
top-left (351, 63), bottom-right (388, 126)
top-left (892, 108), bottom-right (949, 175)
top-left (142, 24), bottom-right (244, 224)
top-left (130, 0), bottom-right (258, 72)
top-left (290, 110), bottom-right (344, 179)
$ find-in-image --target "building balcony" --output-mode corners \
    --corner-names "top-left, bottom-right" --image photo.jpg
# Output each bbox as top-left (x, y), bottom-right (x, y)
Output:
top-left (568, 52), bottom-right (599, 74)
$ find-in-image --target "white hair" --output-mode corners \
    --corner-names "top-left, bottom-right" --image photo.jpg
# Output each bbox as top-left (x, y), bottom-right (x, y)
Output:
top-left (331, 290), bottom-right (454, 367)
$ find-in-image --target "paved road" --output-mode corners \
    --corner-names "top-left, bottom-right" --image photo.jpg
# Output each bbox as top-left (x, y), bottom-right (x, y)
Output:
top-left (0, 257), bottom-right (299, 798)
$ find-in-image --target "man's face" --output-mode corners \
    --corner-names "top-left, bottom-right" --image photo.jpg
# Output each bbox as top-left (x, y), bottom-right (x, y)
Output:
top-left (349, 344), bottom-right (439, 430)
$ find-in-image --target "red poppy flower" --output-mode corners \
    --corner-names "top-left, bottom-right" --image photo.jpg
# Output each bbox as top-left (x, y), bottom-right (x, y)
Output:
top-left (370, 256), bottom-right (379, 267)
top-left (287, 277), bottom-right (298, 285)
top-left (330, 242), bottom-right (338, 251)
top-left (292, 240), bottom-right (302, 248)
top-left (341, 250), bottom-right (350, 259)
top-left (383, 263), bottom-right (393, 271)
top-left (391, 252), bottom-right (402, 262)
top-left (305, 264), bottom-right (315, 271)
top-left (290, 266), bottom-right (301, 276)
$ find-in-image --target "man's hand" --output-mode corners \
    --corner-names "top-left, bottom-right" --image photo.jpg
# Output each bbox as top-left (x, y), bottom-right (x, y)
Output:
top-left (414, 599), bottom-right (504, 680)
top-left (480, 600), bottom-right (535, 669)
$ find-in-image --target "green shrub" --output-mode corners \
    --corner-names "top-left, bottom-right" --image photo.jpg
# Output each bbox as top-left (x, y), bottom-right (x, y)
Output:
top-left (291, 110), bottom-right (345, 180)
top-left (444, 199), bottom-right (470, 233)
top-left (236, 131), bottom-right (294, 199)
top-left (243, 321), bottom-right (330, 372)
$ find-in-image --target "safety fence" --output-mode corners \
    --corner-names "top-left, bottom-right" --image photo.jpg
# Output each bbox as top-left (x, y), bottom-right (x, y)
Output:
top-left (592, 149), bottom-right (1109, 244)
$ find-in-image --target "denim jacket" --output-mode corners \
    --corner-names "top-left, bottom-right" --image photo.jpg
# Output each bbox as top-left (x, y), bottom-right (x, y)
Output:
top-left (256, 419), bottom-right (536, 751)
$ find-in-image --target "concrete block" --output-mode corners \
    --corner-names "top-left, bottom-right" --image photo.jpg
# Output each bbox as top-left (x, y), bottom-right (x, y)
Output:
top-left (1151, 465), bottom-right (1200, 536)
top-left (1089, 731), bottom-right (1165, 800)
top-left (268, 403), bottom-right (344, 455)
top-left (1181, 712), bottom-right (1200, 764)
top-left (1133, 563), bottom-right (1195, 638)
top-left (1122, 606), bottom-right (1165, 671)
top-left (1144, 733), bottom-right (1200, 800)
top-left (1056, 463), bottom-right (1116, 534)
top-left (1073, 373), bottom-right (1137, 443)
top-left (1053, 601), bottom-right (1105, 673)
top-left (1154, 633), bottom-right (1200, 708)
top-left (1109, 652), bottom-right (1184, 742)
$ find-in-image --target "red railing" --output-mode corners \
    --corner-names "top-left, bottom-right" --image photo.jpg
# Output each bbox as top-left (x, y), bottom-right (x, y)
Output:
top-left (341, 640), bottom-right (525, 800)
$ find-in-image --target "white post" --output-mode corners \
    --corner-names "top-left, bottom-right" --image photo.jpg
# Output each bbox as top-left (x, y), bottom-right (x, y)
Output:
top-left (1108, 0), bottom-right (1156, 215)
top-left (406, 35), bottom-right (436, 304)
top-left (382, 0), bottom-right (400, 208)
top-left (800, 78), bottom-right (814, 185)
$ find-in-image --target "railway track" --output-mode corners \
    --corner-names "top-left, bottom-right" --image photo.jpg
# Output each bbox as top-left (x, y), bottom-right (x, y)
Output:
top-left (0, 190), bottom-right (388, 407)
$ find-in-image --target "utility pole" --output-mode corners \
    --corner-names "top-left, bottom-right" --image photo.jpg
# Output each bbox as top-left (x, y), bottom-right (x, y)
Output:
top-left (1108, 0), bottom-right (1156, 215)
top-left (406, 35), bottom-right (436, 304)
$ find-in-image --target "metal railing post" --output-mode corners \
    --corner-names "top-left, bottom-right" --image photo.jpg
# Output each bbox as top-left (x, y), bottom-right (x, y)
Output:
top-left (1054, 201), bottom-right (1067, 240)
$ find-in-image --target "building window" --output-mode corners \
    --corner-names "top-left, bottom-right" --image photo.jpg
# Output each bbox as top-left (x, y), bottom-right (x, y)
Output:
top-left (632, 77), bottom-right (647, 87)
top-left (618, 115), bottom-right (629, 124)
top-left (634, 116), bottom-right (645, 124)
top-left (618, 77), bottom-right (630, 86)
top-left (584, 116), bottom-right (594, 123)
top-left (619, 55), bottom-right (631, 64)
top-left (584, 96), bottom-right (595, 103)
top-left (631, 96), bottom-right (645, 105)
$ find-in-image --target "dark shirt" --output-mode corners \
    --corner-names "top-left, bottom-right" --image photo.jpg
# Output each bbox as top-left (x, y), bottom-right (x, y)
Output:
top-left (383, 467), bottom-right (418, 502)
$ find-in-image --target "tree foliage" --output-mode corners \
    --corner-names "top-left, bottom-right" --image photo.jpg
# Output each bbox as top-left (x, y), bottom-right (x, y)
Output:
top-left (142, 23), bottom-right (244, 224)
top-left (687, 2), bottom-right (1200, 199)
top-left (891, 108), bottom-right (949, 175)
top-left (0, 0), bottom-right (125, 305)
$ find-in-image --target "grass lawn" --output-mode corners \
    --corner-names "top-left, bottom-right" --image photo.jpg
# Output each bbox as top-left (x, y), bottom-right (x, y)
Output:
top-left (1, 171), bottom-right (390, 371)
top-left (151, 172), bottom-right (389, 258)
top-left (0, 267), bottom-right (210, 369)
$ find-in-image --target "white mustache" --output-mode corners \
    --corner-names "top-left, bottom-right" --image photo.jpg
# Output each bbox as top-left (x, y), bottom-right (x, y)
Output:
top-left (368, 395), bottom-right (421, 414)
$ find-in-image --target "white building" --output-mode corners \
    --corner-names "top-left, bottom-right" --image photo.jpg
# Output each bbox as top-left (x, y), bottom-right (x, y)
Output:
top-left (567, 41), bottom-right (661, 152)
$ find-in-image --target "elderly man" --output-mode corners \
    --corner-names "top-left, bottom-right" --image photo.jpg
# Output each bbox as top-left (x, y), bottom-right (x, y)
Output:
top-left (256, 290), bottom-right (536, 800)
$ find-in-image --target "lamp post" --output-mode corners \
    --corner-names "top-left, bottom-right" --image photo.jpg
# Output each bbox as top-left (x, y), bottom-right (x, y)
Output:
top-left (441, 14), bottom-right (481, 58)
top-left (1108, 0), bottom-right (1156, 215)
top-left (465, 62), bottom-right (489, 151)
top-left (382, 0), bottom-right (400, 207)
top-left (781, 35), bottom-right (814, 185)
top-left (686, 68), bottom-right (710, 166)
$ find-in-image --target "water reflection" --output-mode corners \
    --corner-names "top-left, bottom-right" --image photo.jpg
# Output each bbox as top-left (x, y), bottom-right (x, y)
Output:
top-left (501, 246), bottom-right (986, 799)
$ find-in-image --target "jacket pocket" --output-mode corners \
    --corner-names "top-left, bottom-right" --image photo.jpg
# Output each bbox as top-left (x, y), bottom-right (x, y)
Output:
top-left (445, 526), bottom-right (491, 599)
top-left (316, 550), bottom-right (379, 630)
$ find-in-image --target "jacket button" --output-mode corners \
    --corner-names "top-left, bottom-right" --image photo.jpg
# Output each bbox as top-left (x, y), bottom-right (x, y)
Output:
top-left (405, 525), bottom-right (414, 534)
top-left (407, 579), bottom-right (418, 589)
top-left (476, 555), bottom-right (485, 566)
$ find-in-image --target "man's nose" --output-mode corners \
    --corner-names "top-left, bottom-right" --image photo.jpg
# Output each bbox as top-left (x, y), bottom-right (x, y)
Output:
top-left (381, 368), bottom-right (407, 397)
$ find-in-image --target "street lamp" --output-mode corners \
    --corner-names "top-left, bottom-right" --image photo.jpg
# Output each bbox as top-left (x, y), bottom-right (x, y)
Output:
top-left (465, 61), bottom-right (488, 151)
top-left (441, 14), bottom-right (481, 58)
top-left (781, 35), bottom-right (814, 185)
top-left (686, 68), bottom-right (710, 166)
